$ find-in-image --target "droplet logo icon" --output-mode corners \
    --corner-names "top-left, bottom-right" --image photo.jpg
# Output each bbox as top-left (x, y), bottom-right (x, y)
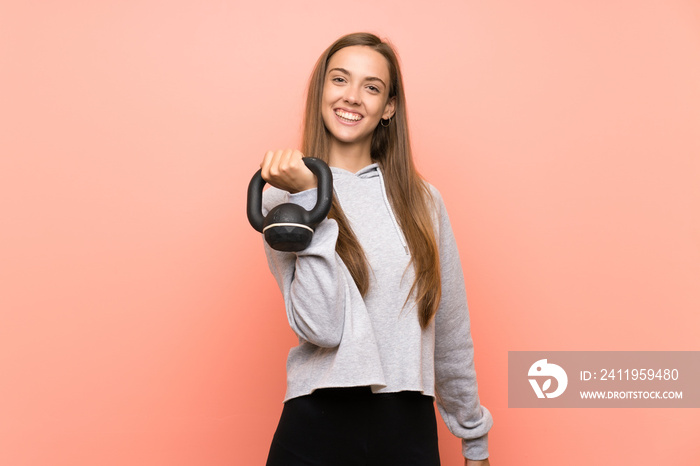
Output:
top-left (528, 359), bottom-right (568, 398)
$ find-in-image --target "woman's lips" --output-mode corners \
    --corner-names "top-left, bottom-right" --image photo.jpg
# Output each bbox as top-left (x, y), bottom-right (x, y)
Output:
top-left (334, 109), bottom-right (363, 125)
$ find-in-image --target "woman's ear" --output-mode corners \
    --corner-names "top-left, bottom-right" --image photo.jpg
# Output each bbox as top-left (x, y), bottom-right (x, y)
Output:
top-left (382, 96), bottom-right (396, 120)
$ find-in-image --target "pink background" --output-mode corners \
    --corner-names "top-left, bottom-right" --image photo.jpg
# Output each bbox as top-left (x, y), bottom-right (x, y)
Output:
top-left (2, 1), bottom-right (699, 464)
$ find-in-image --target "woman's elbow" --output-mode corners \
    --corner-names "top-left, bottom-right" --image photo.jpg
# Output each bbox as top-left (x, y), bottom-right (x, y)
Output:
top-left (289, 293), bottom-right (345, 348)
top-left (292, 313), bottom-right (344, 348)
top-left (306, 329), bottom-right (343, 348)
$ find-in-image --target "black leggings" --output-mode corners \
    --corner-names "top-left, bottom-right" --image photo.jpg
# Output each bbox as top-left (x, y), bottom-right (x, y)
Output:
top-left (266, 387), bottom-right (441, 466)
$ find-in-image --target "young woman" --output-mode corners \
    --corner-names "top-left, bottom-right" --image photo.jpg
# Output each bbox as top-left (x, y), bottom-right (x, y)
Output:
top-left (258, 32), bottom-right (493, 466)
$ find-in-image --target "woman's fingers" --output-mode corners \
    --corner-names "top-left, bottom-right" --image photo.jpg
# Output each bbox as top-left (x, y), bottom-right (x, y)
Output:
top-left (277, 148), bottom-right (293, 174)
top-left (260, 150), bottom-right (276, 181)
top-left (260, 149), bottom-right (317, 193)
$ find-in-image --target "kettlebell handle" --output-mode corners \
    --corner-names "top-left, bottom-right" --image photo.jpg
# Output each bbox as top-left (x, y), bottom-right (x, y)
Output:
top-left (247, 157), bottom-right (333, 234)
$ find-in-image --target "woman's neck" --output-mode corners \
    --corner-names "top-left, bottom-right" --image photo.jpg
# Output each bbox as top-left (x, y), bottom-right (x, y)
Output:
top-left (328, 139), bottom-right (373, 173)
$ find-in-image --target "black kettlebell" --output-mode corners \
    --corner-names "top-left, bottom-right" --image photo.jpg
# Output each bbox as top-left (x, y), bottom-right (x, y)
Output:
top-left (247, 157), bottom-right (333, 252)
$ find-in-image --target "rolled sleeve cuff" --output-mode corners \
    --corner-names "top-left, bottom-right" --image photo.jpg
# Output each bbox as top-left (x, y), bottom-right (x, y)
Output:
top-left (287, 188), bottom-right (318, 211)
top-left (463, 433), bottom-right (489, 461)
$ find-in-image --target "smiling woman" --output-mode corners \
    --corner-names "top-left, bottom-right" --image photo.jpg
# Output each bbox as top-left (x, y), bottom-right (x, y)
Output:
top-left (321, 46), bottom-right (396, 158)
top-left (257, 32), bottom-right (493, 466)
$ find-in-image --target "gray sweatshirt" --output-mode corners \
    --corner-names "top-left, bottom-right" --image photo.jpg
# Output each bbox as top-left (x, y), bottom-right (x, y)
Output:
top-left (261, 163), bottom-right (493, 460)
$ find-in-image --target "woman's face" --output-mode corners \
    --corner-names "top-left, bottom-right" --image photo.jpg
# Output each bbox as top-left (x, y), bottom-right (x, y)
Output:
top-left (321, 45), bottom-right (396, 150)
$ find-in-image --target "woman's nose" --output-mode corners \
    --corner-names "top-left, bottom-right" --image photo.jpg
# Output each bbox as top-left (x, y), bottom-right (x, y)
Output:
top-left (343, 86), bottom-right (361, 104)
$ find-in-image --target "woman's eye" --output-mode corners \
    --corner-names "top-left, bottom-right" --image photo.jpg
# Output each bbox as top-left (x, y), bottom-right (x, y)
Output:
top-left (332, 77), bottom-right (346, 83)
top-left (367, 85), bottom-right (380, 93)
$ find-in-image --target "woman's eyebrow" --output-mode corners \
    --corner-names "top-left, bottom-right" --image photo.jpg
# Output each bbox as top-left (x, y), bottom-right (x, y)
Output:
top-left (328, 67), bottom-right (350, 75)
top-left (328, 67), bottom-right (386, 87)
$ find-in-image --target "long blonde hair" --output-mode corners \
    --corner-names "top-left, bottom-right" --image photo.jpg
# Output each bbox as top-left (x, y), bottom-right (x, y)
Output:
top-left (302, 33), bottom-right (441, 329)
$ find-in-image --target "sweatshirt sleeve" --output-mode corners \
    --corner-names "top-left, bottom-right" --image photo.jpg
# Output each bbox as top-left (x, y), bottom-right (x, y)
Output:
top-left (431, 188), bottom-right (494, 461)
top-left (262, 187), bottom-right (346, 348)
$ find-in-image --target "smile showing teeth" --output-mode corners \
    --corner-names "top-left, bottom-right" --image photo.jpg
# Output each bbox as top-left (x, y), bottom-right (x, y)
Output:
top-left (335, 109), bottom-right (362, 121)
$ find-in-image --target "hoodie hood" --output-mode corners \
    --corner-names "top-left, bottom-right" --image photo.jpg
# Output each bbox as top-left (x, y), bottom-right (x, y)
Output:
top-left (330, 163), bottom-right (408, 255)
top-left (330, 163), bottom-right (380, 179)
